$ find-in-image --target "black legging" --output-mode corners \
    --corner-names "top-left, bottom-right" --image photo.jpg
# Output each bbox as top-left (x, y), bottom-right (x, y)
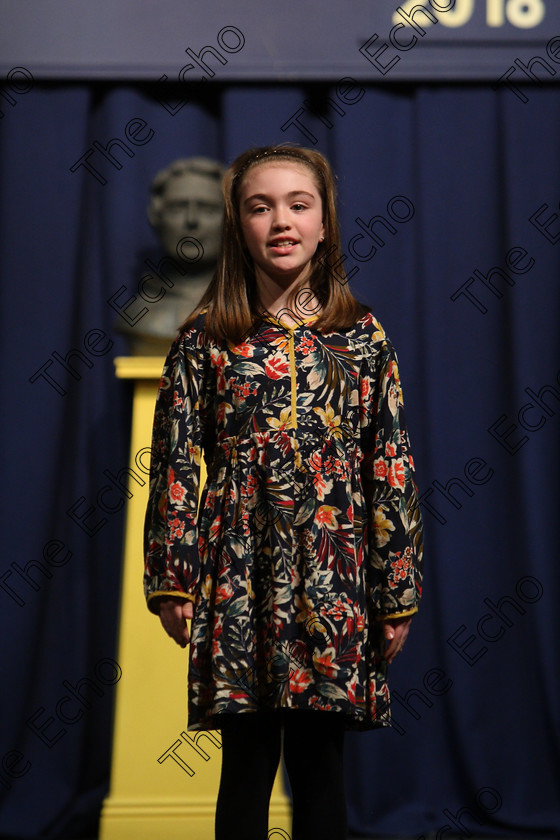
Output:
top-left (215, 709), bottom-right (347, 840)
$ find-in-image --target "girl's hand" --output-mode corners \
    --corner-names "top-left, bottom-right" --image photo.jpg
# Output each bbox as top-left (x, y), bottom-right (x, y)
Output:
top-left (382, 616), bottom-right (412, 664)
top-left (158, 598), bottom-right (194, 648)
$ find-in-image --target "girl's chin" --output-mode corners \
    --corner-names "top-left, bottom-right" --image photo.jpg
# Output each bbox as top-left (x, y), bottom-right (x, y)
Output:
top-left (257, 265), bottom-right (310, 286)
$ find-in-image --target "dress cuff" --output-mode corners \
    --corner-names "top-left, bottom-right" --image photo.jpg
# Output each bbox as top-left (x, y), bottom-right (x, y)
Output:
top-left (376, 606), bottom-right (418, 621)
top-left (147, 590), bottom-right (196, 614)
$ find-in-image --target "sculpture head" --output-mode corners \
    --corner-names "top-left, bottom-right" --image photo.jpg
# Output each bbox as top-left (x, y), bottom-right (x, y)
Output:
top-left (147, 157), bottom-right (225, 264)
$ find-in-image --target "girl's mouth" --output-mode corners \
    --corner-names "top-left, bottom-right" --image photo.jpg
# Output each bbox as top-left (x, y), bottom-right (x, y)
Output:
top-left (268, 240), bottom-right (298, 253)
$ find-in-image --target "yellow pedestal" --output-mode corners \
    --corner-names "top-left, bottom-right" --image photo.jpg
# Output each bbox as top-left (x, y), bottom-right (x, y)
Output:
top-left (99, 357), bottom-right (292, 840)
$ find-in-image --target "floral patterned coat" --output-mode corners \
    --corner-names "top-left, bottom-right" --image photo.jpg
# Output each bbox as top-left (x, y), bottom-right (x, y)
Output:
top-left (144, 309), bottom-right (424, 731)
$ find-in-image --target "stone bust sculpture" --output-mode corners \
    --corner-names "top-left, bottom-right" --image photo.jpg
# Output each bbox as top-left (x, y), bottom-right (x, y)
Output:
top-left (125, 156), bottom-right (225, 355)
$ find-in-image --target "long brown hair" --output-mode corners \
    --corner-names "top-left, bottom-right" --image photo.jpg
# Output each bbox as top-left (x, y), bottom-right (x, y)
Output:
top-left (182, 144), bottom-right (368, 342)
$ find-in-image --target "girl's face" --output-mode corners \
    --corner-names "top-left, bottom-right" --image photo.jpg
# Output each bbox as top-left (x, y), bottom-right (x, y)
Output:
top-left (238, 162), bottom-right (325, 288)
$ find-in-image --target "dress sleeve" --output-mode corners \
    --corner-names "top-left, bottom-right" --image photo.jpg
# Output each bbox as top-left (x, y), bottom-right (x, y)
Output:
top-left (363, 338), bottom-right (424, 620)
top-left (143, 328), bottom-right (208, 615)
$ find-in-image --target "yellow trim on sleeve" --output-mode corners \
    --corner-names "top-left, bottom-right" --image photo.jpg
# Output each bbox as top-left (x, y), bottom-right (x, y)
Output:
top-left (288, 329), bottom-right (297, 429)
top-left (147, 590), bottom-right (196, 607)
top-left (376, 606), bottom-right (418, 621)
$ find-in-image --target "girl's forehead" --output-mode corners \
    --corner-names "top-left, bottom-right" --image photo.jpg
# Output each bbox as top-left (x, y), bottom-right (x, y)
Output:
top-left (239, 160), bottom-right (320, 194)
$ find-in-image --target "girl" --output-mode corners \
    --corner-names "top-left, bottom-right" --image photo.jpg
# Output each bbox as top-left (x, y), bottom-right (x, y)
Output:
top-left (144, 145), bottom-right (424, 839)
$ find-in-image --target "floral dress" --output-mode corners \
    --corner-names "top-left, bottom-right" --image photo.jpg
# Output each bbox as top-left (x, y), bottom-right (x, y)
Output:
top-left (144, 309), bottom-right (424, 731)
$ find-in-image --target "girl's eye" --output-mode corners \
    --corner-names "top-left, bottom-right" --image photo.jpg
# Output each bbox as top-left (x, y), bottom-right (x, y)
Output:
top-left (292, 203), bottom-right (306, 211)
top-left (251, 206), bottom-right (268, 214)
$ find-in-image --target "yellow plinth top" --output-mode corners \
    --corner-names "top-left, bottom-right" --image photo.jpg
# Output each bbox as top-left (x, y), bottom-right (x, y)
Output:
top-left (114, 356), bottom-right (165, 380)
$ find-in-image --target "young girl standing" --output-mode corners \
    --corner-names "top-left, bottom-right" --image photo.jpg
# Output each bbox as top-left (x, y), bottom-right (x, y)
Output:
top-left (144, 145), bottom-right (424, 839)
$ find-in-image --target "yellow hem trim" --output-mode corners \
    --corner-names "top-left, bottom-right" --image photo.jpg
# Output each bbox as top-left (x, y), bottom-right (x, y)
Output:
top-left (377, 607), bottom-right (418, 621)
top-left (147, 590), bottom-right (195, 605)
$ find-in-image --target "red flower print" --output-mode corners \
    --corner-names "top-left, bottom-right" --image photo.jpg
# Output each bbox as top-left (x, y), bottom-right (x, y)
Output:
top-left (217, 402), bottom-right (228, 424)
top-left (209, 515), bottom-right (222, 541)
top-left (310, 697), bottom-right (334, 711)
top-left (243, 474), bottom-right (258, 498)
top-left (322, 455), bottom-right (334, 474)
top-left (234, 342), bottom-right (253, 357)
top-left (274, 430), bottom-right (293, 455)
top-left (211, 350), bottom-right (229, 391)
top-left (309, 451), bottom-right (322, 471)
top-left (373, 457), bottom-right (388, 479)
top-left (264, 353), bottom-right (290, 379)
top-left (169, 516), bottom-right (185, 540)
top-left (169, 480), bottom-right (186, 503)
top-left (315, 505), bottom-right (339, 529)
top-left (360, 377), bottom-right (371, 402)
top-left (326, 599), bottom-right (346, 621)
top-left (289, 669), bottom-right (312, 694)
top-left (389, 549), bottom-right (412, 588)
top-left (312, 472), bottom-right (329, 500)
top-left (230, 690), bottom-right (250, 700)
top-left (388, 458), bottom-right (405, 491)
top-left (314, 652), bottom-right (338, 679)
top-left (385, 442), bottom-right (397, 457)
top-left (296, 335), bottom-right (315, 355)
top-left (215, 582), bottom-right (233, 604)
top-left (232, 381), bottom-right (256, 406)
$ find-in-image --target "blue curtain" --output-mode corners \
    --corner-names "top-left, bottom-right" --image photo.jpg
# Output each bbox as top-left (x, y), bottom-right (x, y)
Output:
top-left (0, 80), bottom-right (558, 838)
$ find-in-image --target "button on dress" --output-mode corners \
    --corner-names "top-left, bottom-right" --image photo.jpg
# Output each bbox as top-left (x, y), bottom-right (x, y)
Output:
top-left (144, 309), bottom-right (424, 731)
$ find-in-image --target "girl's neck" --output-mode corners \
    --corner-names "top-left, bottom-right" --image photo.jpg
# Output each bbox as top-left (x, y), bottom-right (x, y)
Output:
top-left (256, 272), bottom-right (321, 325)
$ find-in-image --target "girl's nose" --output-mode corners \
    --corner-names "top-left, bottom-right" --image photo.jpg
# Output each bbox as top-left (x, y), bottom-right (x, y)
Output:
top-left (272, 211), bottom-right (290, 229)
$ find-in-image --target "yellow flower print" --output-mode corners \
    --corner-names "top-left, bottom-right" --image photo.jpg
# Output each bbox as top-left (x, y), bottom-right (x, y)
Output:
top-left (373, 505), bottom-right (395, 547)
top-left (266, 407), bottom-right (293, 431)
top-left (295, 591), bottom-right (314, 625)
top-left (315, 505), bottom-right (341, 529)
top-left (188, 442), bottom-right (201, 465)
top-left (295, 592), bottom-right (327, 637)
top-left (314, 404), bottom-right (344, 438)
top-left (201, 574), bottom-right (213, 601)
top-left (387, 360), bottom-right (404, 415)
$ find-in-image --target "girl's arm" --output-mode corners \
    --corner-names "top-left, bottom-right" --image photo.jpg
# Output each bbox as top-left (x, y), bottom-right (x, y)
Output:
top-left (143, 328), bottom-right (206, 620)
top-left (365, 338), bottom-right (424, 632)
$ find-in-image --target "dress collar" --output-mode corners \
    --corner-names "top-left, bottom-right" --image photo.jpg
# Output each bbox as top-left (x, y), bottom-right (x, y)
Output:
top-left (262, 313), bottom-right (319, 330)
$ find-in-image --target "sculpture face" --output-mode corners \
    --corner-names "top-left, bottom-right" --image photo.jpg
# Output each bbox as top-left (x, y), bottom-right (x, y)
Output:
top-left (156, 171), bottom-right (223, 263)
